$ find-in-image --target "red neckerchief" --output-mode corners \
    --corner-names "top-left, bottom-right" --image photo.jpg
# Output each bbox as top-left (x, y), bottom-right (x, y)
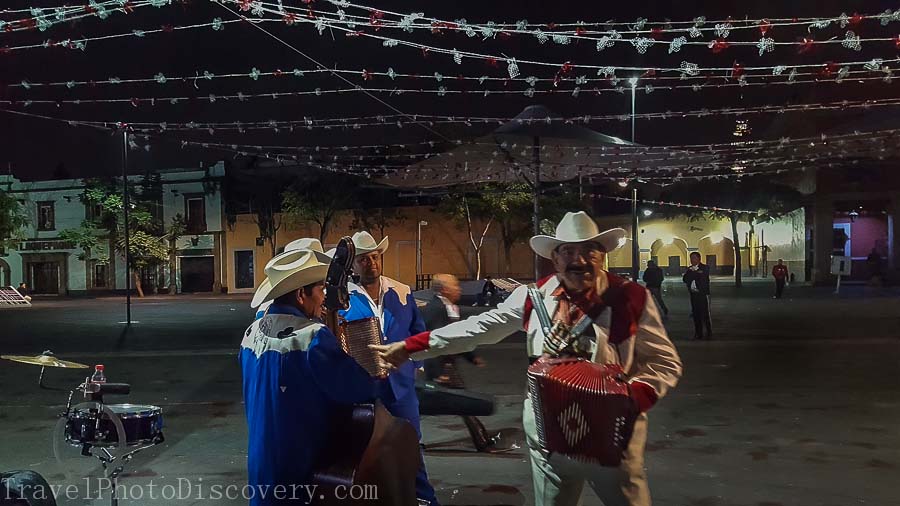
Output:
top-left (524, 273), bottom-right (647, 345)
top-left (550, 284), bottom-right (604, 325)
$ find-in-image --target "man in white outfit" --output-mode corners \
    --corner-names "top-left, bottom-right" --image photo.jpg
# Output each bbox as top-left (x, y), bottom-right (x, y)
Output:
top-left (374, 211), bottom-right (682, 506)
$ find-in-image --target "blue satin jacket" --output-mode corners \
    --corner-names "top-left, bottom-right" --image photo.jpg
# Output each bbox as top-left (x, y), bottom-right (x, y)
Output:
top-left (240, 304), bottom-right (374, 505)
top-left (340, 277), bottom-right (426, 401)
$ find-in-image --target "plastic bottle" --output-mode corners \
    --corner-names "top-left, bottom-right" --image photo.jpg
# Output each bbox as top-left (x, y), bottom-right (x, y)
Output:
top-left (91, 364), bottom-right (106, 384)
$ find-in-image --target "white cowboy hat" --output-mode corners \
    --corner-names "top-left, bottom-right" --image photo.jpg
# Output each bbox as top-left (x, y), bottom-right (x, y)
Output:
top-left (250, 250), bottom-right (329, 308)
top-left (284, 237), bottom-right (332, 263)
top-left (351, 231), bottom-right (389, 256)
top-left (529, 211), bottom-right (627, 259)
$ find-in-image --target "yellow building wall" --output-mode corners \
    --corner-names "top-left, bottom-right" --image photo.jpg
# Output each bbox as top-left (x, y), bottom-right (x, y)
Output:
top-left (225, 206), bottom-right (536, 292)
top-left (225, 208), bottom-right (803, 292)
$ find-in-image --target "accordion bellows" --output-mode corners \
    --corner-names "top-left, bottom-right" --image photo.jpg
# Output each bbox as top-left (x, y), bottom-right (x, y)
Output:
top-left (339, 317), bottom-right (389, 377)
top-left (527, 358), bottom-right (638, 466)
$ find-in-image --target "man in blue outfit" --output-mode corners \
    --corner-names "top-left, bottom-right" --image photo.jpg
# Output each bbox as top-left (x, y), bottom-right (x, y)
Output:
top-left (241, 249), bottom-right (374, 505)
top-left (340, 231), bottom-right (439, 506)
top-left (254, 237), bottom-right (332, 320)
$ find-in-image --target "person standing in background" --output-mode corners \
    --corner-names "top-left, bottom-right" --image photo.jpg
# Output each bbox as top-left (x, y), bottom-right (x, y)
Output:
top-left (421, 274), bottom-right (495, 452)
top-left (683, 252), bottom-right (712, 340)
top-left (642, 260), bottom-right (668, 317)
top-left (772, 259), bottom-right (789, 299)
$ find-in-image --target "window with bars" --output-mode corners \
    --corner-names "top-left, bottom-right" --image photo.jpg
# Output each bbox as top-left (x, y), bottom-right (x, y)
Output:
top-left (37, 201), bottom-right (55, 231)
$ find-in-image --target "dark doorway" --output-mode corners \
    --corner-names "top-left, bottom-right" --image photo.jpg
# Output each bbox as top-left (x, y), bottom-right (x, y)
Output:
top-left (666, 256), bottom-right (682, 276)
top-left (706, 255), bottom-right (717, 274)
top-left (180, 257), bottom-right (214, 293)
top-left (234, 251), bottom-right (255, 289)
top-left (30, 262), bottom-right (60, 295)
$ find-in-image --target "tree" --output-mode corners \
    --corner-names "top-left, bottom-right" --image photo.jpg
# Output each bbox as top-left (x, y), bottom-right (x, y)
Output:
top-left (656, 177), bottom-right (804, 287)
top-left (350, 207), bottom-right (405, 241)
top-left (486, 183), bottom-right (533, 274)
top-left (74, 177), bottom-right (169, 297)
top-left (438, 187), bottom-right (498, 279)
top-left (166, 214), bottom-right (186, 294)
top-left (0, 189), bottom-right (27, 248)
top-left (436, 183), bottom-right (588, 278)
top-left (116, 230), bottom-right (168, 296)
top-left (282, 172), bottom-right (359, 244)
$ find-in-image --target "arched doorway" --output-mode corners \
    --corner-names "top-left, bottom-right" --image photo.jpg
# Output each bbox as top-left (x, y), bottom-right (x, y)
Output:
top-left (0, 258), bottom-right (10, 287)
top-left (650, 237), bottom-right (689, 275)
top-left (698, 234), bottom-right (735, 275)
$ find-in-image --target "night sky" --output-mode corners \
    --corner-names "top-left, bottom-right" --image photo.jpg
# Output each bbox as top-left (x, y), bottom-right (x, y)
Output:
top-left (1, 0), bottom-right (897, 181)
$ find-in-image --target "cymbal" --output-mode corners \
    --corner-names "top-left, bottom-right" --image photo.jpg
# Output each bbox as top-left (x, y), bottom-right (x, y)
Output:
top-left (1, 352), bottom-right (89, 369)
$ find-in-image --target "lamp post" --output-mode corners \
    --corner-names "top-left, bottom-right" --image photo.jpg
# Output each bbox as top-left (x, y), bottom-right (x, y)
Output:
top-left (629, 77), bottom-right (638, 144)
top-left (121, 129), bottom-right (132, 326)
top-left (416, 220), bottom-right (427, 289)
top-left (628, 77), bottom-right (640, 281)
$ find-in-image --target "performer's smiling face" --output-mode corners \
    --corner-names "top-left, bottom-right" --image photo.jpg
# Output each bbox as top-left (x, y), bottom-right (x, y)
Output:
top-left (297, 281), bottom-right (326, 319)
top-left (552, 241), bottom-right (606, 293)
top-left (353, 252), bottom-right (382, 284)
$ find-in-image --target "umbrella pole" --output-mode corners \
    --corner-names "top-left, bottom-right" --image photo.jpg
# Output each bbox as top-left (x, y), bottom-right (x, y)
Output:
top-left (39, 366), bottom-right (45, 388)
top-left (533, 136), bottom-right (541, 281)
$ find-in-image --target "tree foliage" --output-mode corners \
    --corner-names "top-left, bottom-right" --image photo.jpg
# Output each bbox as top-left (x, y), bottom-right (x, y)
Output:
top-left (437, 182), bottom-right (590, 277)
top-left (350, 207), bottom-right (406, 241)
top-left (282, 171), bottom-right (360, 244)
top-left (68, 177), bottom-right (169, 296)
top-left (0, 189), bottom-right (27, 247)
top-left (58, 221), bottom-right (103, 262)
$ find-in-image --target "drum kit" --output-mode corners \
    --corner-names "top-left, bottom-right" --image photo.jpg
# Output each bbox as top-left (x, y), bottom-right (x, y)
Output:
top-left (1, 352), bottom-right (165, 506)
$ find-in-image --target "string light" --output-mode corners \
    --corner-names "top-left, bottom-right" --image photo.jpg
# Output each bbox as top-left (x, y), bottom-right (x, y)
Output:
top-left (321, 0), bottom-right (900, 36)
top-left (9, 62), bottom-right (897, 91)
top-left (6, 76), bottom-right (899, 107)
top-left (0, 0), bottom-right (168, 34)
top-left (220, 2), bottom-right (900, 76)
top-left (593, 194), bottom-right (756, 214)
top-left (0, 17), bottom-right (243, 53)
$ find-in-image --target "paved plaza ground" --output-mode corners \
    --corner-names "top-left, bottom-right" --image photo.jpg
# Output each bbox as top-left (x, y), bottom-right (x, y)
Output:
top-left (0, 280), bottom-right (898, 505)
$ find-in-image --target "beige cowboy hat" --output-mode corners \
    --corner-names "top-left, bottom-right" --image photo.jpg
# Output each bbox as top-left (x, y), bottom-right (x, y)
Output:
top-left (250, 250), bottom-right (329, 308)
top-left (529, 211), bottom-right (627, 259)
top-left (351, 231), bottom-right (389, 256)
top-left (284, 237), bottom-right (332, 263)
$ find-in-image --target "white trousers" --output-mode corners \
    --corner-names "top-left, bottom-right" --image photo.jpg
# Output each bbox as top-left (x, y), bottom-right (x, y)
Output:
top-left (523, 397), bottom-right (651, 506)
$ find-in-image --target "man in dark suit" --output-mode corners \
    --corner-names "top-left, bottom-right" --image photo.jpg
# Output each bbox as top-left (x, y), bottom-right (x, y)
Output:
top-left (642, 260), bottom-right (668, 316)
top-left (422, 274), bottom-right (495, 452)
top-left (683, 252), bottom-right (712, 340)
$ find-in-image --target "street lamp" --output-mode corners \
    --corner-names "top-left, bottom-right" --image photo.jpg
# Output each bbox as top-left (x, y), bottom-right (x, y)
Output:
top-left (628, 77), bottom-right (638, 143)
top-left (627, 77), bottom-right (640, 281)
top-left (642, 209), bottom-right (653, 217)
top-left (416, 220), bottom-right (427, 289)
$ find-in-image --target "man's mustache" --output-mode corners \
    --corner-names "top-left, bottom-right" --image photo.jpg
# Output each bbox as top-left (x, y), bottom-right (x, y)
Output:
top-left (566, 265), bottom-right (592, 273)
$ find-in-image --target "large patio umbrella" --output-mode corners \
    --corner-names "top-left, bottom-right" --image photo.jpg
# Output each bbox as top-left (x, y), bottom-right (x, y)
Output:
top-left (384, 105), bottom-right (663, 279)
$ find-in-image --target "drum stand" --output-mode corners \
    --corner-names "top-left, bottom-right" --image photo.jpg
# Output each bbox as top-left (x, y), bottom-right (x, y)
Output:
top-left (58, 382), bottom-right (163, 506)
top-left (94, 443), bottom-right (160, 506)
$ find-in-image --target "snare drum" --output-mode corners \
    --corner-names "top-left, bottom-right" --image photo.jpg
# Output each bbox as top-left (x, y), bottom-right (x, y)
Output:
top-left (65, 404), bottom-right (164, 447)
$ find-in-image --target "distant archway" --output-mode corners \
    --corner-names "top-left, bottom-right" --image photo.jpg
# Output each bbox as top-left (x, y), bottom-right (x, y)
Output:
top-left (0, 258), bottom-right (10, 287)
top-left (650, 237), bottom-right (689, 275)
top-left (698, 234), bottom-right (735, 275)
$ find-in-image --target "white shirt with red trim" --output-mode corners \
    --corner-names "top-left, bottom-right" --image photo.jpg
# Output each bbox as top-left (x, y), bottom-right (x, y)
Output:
top-left (409, 273), bottom-right (682, 409)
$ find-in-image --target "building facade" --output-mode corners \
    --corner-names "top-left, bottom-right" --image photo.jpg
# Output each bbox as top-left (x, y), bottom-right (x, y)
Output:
top-left (224, 205), bottom-right (805, 292)
top-left (0, 162), bottom-right (225, 295)
top-left (807, 166), bottom-right (900, 284)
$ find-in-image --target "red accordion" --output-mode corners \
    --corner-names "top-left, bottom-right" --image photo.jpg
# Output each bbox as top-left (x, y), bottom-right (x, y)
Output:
top-left (527, 357), bottom-right (638, 466)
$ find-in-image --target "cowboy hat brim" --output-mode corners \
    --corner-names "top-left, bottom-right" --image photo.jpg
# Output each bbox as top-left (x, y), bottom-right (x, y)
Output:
top-left (354, 236), bottom-right (389, 256)
top-left (529, 228), bottom-right (627, 260)
top-left (310, 250), bottom-right (332, 264)
top-left (250, 263), bottom-right (329, 308)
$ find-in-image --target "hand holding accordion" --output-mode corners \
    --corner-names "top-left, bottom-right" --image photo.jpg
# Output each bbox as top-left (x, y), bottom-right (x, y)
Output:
top-left (526, 283), bottom-right (639, 466)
